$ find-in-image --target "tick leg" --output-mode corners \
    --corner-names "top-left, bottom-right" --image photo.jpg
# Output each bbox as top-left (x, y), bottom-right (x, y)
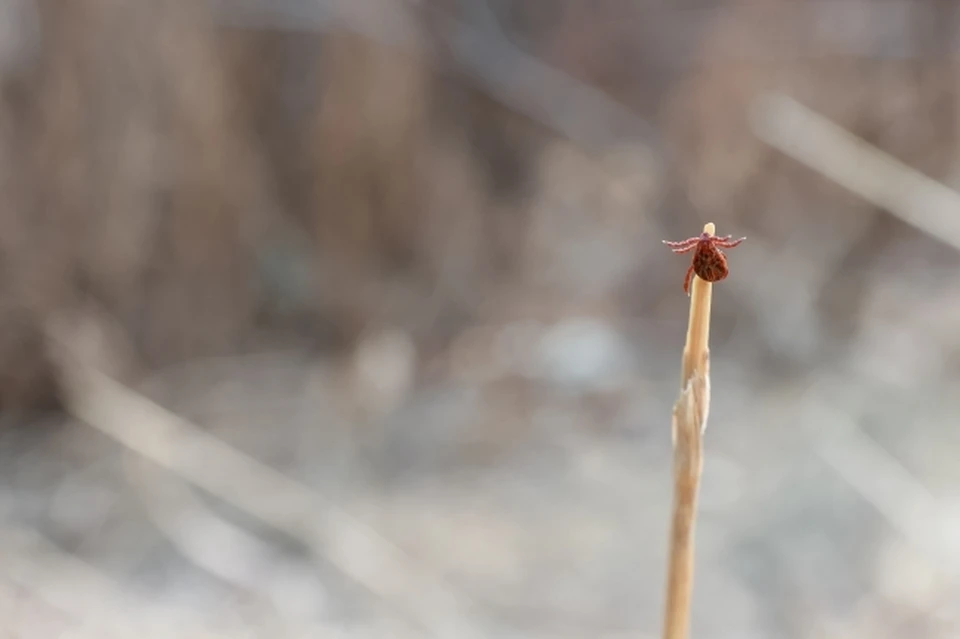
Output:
top-left (683, 264), bottom-right (695, 295)
top-left (714, 236), bottom-right (746, 248)
top-left (662, 238), bottom-right (699, 249)
top-left (662, 239), bottom-right (698, 254)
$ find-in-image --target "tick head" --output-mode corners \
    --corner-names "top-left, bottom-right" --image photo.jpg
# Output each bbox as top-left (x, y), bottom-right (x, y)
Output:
top-left (699, 232), bottom-right (712, 242)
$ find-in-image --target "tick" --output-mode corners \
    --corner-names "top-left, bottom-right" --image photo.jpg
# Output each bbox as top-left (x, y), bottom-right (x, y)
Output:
top-left (662, 232), bottom-right (746, 295)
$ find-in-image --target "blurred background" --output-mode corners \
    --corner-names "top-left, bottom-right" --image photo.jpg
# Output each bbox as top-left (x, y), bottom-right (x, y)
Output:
top-left (1, 0), bottom-right (960, 637)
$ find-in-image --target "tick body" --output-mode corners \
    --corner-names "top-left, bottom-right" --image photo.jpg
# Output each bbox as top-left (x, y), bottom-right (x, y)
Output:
top-left (662, 232), bottom-right (746, 295)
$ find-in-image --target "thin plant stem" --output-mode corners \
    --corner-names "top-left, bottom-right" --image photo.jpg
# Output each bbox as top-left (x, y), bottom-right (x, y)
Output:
top-left (662, 222), bottom-right (714, 639)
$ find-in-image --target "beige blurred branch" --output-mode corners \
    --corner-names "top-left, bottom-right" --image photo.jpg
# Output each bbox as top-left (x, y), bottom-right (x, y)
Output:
top-left (45, 316), bottom-right (485, 639)
top-left (751, 93), bottom-right (960, 252)
top-left (663, 222), bottom-right (714, 639)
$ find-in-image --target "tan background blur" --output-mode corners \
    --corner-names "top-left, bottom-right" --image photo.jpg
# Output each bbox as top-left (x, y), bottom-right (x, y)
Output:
top-left (1, 0), bottom-right (959, 637)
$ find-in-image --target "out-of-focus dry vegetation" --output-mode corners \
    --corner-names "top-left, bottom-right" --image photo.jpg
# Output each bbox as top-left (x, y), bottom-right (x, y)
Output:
top-left (2, 0), bottom-right (960, 637)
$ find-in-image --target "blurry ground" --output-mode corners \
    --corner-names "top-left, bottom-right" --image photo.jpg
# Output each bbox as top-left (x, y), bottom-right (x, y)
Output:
top-left (2, 0), bottom-right (960, 637)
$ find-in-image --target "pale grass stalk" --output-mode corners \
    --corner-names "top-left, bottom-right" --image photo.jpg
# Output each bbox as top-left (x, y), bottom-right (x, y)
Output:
top-left (662, 222), bottom-right (714, 639)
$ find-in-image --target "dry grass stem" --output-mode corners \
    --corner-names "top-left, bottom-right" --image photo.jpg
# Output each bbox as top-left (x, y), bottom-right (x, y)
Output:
top-left (662, 222), bottom-right (714, 639)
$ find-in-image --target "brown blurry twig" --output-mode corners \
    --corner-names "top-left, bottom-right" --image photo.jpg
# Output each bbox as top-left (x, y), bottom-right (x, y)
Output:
top-left (662, 222), bottom-right (714, 639)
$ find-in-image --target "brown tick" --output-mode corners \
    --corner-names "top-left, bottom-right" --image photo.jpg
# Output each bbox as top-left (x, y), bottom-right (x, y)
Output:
top-left (662, 232), bottom-right (746, 295)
